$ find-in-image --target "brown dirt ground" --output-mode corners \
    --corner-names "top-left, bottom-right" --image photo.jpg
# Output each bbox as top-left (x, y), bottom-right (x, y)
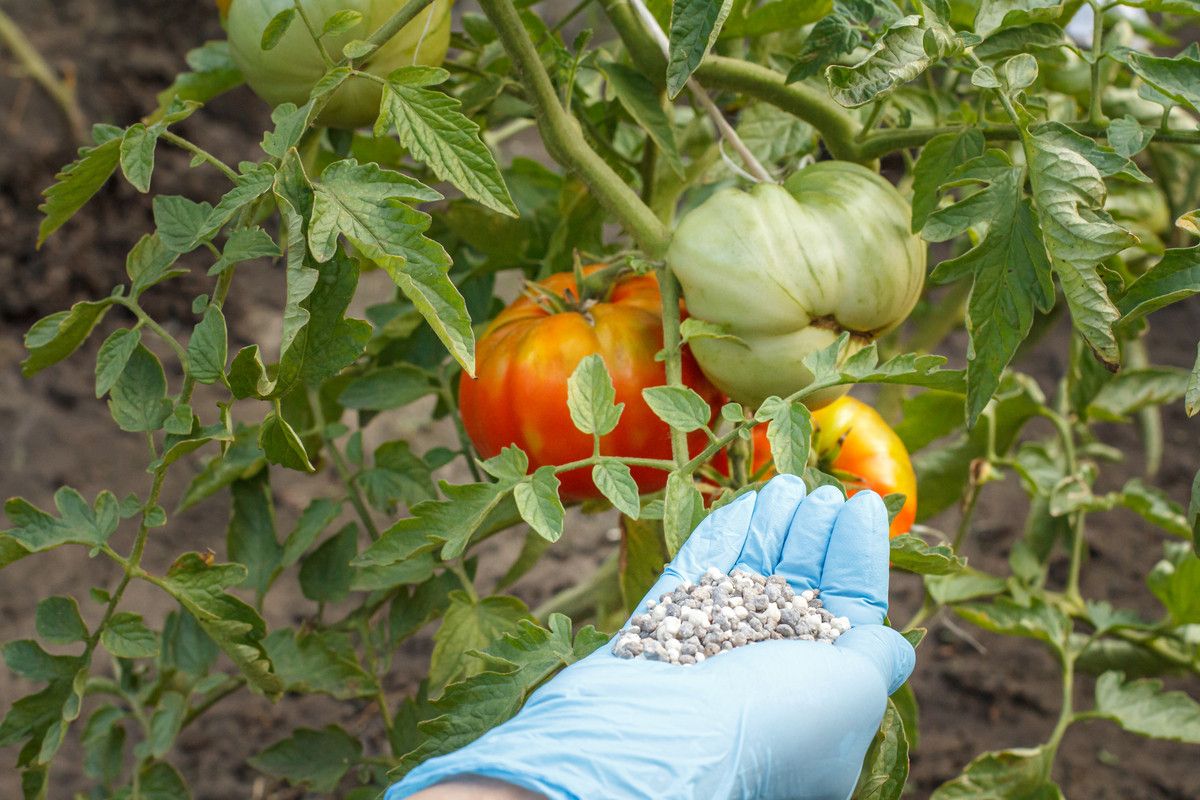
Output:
top-left (2, 1), bottom-right (1199, 798)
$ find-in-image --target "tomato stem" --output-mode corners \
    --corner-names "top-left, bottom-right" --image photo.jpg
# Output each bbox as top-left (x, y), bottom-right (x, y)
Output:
top-left (292, 0), bottom-right (337, 69)
top-left (656, 264), bottom-right (691, 467)
top-left (0, 9), bottom-right (87, 144)
top-left (160, 131), bottom-right (240, 183)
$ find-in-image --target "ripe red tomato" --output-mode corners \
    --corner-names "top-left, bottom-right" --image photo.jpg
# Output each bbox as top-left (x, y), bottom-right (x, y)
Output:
top-left (459, 267), bottom-right (720, 501)
top-left (719, 396), bottom-right (917, 537)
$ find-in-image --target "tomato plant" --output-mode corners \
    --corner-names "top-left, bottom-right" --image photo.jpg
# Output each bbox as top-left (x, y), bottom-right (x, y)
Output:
top-left (460, 266), bottom-right (720, 500)
top-left (2, 0), bottom-right (1200, 796)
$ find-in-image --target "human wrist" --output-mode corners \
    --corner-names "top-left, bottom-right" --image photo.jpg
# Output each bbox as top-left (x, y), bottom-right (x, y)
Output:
top-left (408, 775), bottom-right (547, 800)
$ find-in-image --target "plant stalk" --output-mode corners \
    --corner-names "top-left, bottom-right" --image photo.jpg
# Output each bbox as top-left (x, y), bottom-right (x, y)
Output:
top-left (477, 0), bottom-right (671, 257)
top-left (0, 9), bottom-right (86, 143)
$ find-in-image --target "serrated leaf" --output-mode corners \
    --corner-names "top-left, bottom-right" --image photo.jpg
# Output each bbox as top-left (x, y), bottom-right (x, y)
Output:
top-left (152, 195), bottom-right (214, 253)
top-left (1116, 245), bottom-right (1200, 328)
top-left (721, 0), bottom-right (831, 37)
top-left (429, 592), bottom-right (531, 692)
top-left (514, 467), bottom-right (565, 542)
top-left (155, 40), bottom-right (244, 110)
top-left (854, 699), bottom-right (909, 800)
top-left (1115, 48), bottom-right (1200, 114)
top-left (119, 124), bottom-right (160, 193)
top-left (663, 472), bottom-right (705, 556)
top-left (974, 0), bottom-right (1064, 38)
top-left (338, 365), bottom-right (433, 410)
top-left (1094, 672), bottom-right (1200, 743)
top-left (187, 306), bottom-right (227, 384)
top-left (924, 151), bottom-right (1054, 425)
top-left (825, 18), bottom-right (959, 108)
top-left (300, 524), bottom-right (357, 603)
top-left (322, 8), bottom-right (363, 35)
top-left (259, 412), bottom-right (314, 472)
top-left (249, 725), bottom-right (361, 792)
top-left (108, 345), bottom-right (171, 433)
top-left (601, 61), bottom-right (684, 177)
top-left (228, 472), bottom-right (282, 599)
top-left (642, 385), bottom-right (712, 432)
top-left (263, 629), bottom-right (376, 699)
top-left (755, 397), bottom-right (811, 475)
top-left (2, 489), bottom-right (119, 552)
top-left (593, 460), bottom-right (641, 518)
top-left (22, 300), bottom-right (111, 378)
top-left (95, 328), bottom-right (141, 398)
top-left (567, 354), bottom-right (623, 436)
top-left (100, 613), bottom-right (159, 659)
top-left (667, 0), bottom-right (733, 98)
top-left (209, 226), bottom-right (280, 276)
top-left (1086, 367), bottom-right (1190, 420)
top-left (911, 129), bottom-right (986, 232)
top-left (37, 137), bottom-right (121, 246)
top-left (159, 553), bottom-right (282, 698)
top-left (410, 481), bottom-right (517, 561)
top-left (376, 70), bottom-right (517, 216)
top-left (953, 597), bottom-right (1069, 648)
top-left (786, 13), bottom-right (860, 83)
top-left (1028, 129), bottom-right (1133, 369)
top-left (889, 534), bottom-right (965, 575)
top-left (126, 233), bottom-right (185, 296)
top-left (931, 746), bottom-right (1062, 799)
top-left (1108, 115), bottom-right (1154, 159)
top-left (1147, 542), bottom-right (1200, 624)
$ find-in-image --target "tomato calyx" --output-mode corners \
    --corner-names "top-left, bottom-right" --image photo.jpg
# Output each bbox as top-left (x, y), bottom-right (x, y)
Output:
top-left (808, 315), bottom-right (880, 343)
top-left (520, 261), bottom-right (630, 321)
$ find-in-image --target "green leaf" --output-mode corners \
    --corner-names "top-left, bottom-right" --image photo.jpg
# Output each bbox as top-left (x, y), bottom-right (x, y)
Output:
top-left (338, 365), bottom-right (434, 410)
top-left (390, 572), bottom-right (459, 643)
top-left (1191, 469), bottom-right (1200, 556)
top-left (826, 18), bottom-right (960, 108)
top-left (973, 0), bottom-right (1063, 37)
top-left (593, 460), bottom-right (642, 519)
top-left (209, 226), bottom-right (280, 275)
top-left (410, 481), bottom-right (517, 561)
top-left (387, 255), bottom-right (476, 376)
top-left (178, 427), bottom-right (266, 511)
top-left (923, 150), bottom-right (1053, 425)
top-left (889, 535), bottom-right (965, 575)
top-left (376, 70), bottom-right (517, 216)
top-left (138, 692), bottom-right (185, 760)
top-left (126, 233), bottom-right (186, 296)
top-left (322, 8), bottom-right (363, 35)
top-left (81, 706), bottom-right (126, 784)
top-left (3, 640), bottom-right (81, 683)
top-left (567, 354), bottom-right (623, 437)
top-left (785, 13), bottom-right (860, 83)
top-left (755, 397), bottom-right (812, 475)
top-left (186, 306), bottom-right (227, 385)
top-left (1094, 672), bottom-right (1200, 743)
top-left (100, 613), bottom-right (159, 659)
top-left (119, 124), bottom-right (160, 193)
top-left (358, 441), bottom-right (437, 513)
top-left (228, 473), bottom-right (282, 599)
top-left (260, 8), bottom-right (297, 50)
top-left (152, 195), bottom-right (214, 253)
top-left (931, 746), bottom-right (1062, 799)
top-left (279, 498), bottom-right (342, 571)
top-left (95, 328), bottom-right (142, 398)
top-left (1028, 128), bottom-right (1134, 370)
top-left (249, 725), bottom-right (361, 793)
top-left (263, 628), bottom-right (377, 700)
top-left (1148, 542), bottom-right (1200, 624)
top-left (911, 129), bottom-right (986, 232)
top-left (1086, 367), bottom-right (1190, 421)
top-left (620, 516), bottom-right (667, 612)
top-left (1187, 343), bottom-right (1199, 418)
top-left (2, 489), bottom-right (119, 552)
top-left (159, 553), bottom-right (282, 698)
top-left (1119, 478), bottom-right (1191, 537)
top-left (666, 0), bottom-right (733, 98)
top-left (1115, 48), bottom-right (1200, 115)
top-left (642, 385), bottom-right (712, 433)
top-left (400, 617), bottom-right (600, 772)
top-left (663, 472), bottom-right (705, 556)
top-left (160, 610), bottom-right (218, 677)
top-left (600, 61), bottom-right (684, 177)
top-left (259, 412), bottom-right (314, 472)
top-left (1116, 246), bottom-right (1200, 328)
top-left (107, 345), bottom-right (171, 433)
top-left (117, 761), bottom-right (189, 800)
top-left (429, 592), bottom-right (532, 692)
top-left (37, 136), bottom-right (121, 246)
top-left (35, 597), bottom-right (87, 645)
top-left (854, 699), bottom-right (909, 800)
top-left (300, 524), bottom-right (358, 603)
top-left (496, 529), bottom-right (555, 592)
top-left (729, 103), bottom-right (817, 174)
top-left (156, 39), bottom-right (244, 110)
top-left (953, 597), bottom-right (1069, 649)
top-left (23, 300), bottom-right (112, 378)
top-left (721, 0), bottom-right (831, 37)
top-left (1108, 115), bottom-right (1154, 159)
top-left (1032, 121), bottom-right (1149, 184)
top-left (204, 163), bottom-right (276, 233)
top-left (514, 467), bottom-right (565, 543)
top-left (925, 568), bottom-right (1007, 604)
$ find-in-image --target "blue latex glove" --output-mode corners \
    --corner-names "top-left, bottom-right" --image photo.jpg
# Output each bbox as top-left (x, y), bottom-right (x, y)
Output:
top-left (388, 475), bottom-right (915, 800)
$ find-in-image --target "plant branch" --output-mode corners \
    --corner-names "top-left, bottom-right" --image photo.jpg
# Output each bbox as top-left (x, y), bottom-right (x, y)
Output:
top-left (293, 0), bottom-right (337, 68)
top-left (625, 0), bottom-right (773, 182)
top-left (602, 0), bottom-right (864, 163)
top-left (309, 388), bottom-right (382, 541)
top-left (0, 9), bottom-right (86, 143)
top-left (160, 131), bottom-right (240, 183)
top-left (478, 0), bottom-right (671, 257)
top-left (360, 0), bottom-right (437, 64)
top-left (532, 550), bottom-right (620, 621)
top-left (657, 265), bottom-right (690, 466)
top-left (1087, 0), bottom-right (1106, 126)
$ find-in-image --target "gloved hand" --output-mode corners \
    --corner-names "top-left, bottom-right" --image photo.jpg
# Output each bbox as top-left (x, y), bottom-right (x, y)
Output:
top-left (387, 474), bottom-right (916, 800)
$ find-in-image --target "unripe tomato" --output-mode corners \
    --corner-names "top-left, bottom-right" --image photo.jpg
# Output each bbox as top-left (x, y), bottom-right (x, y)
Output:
top-left (717, 396), bottom-right (916, 537)
top-left (459, 268), bottom-right (721, 501)
top-left (667, 162), bottom-right (925, 409)
top-left (224, 0), bottom-right (453, 129)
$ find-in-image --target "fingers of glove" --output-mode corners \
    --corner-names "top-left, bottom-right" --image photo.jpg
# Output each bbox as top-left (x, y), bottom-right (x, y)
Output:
top-left (818, 491), bottom-right (890, 625)
top-left (774, 485), bottom-right (844, 590)
top-left (731, 475), bottom-right (808, 576)
top-left (668, 489), bottom-right (758, 584)
top-left (834, 624), bottom-right (916, 695)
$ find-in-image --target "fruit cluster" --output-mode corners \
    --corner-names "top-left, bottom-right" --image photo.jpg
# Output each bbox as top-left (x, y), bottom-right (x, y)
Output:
top-left (612, 567), bottom-right (851, 665)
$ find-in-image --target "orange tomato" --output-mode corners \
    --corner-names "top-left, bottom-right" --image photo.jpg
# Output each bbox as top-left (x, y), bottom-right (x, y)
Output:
top-left (458, 267), bottom-right (720, 501)
top-left (719, 396), bottom-right (917, 537)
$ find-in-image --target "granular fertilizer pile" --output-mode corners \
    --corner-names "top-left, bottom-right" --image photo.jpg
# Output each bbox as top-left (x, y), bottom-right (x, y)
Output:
top-left (612, 567), bottom-right (851, 665)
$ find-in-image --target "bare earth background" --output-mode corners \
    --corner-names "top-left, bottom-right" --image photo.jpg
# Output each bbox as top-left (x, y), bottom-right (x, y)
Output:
top-left (1, 1), bottom-right (1199, 797)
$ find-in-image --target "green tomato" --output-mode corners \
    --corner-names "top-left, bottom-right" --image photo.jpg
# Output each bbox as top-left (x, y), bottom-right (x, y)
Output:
top-left (667, 162), bottom-right (925, 408)
top-left (225, 0), bottom-right (453, 129)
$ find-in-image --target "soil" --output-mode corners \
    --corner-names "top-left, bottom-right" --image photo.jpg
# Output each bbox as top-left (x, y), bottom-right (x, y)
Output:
top-left (1, 1), bottom-right (1198, 798)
